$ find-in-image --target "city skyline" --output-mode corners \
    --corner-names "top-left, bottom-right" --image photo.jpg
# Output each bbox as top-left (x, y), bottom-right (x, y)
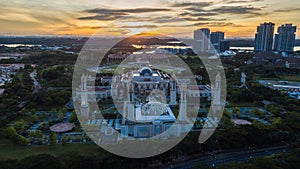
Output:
top-left (0, 0), bottom-right (300, 38)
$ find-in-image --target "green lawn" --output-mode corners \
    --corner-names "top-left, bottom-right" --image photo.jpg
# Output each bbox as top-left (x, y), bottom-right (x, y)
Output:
top-left (0, 139), bottom-right (105, 160)
top-left (278, 75), bottom-right (300, 82)
top-left (255, 74), bottom-right (300, 82)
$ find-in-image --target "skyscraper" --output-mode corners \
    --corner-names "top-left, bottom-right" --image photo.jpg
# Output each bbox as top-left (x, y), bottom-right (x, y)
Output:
top-left (254, 22), bottom-right (275, 52)
top-left (210, 31), bottom-right (225, 50)
top-left (193, 28), bottom-right (210, 53)
top-left (274, 24), bottom-right (297, 53)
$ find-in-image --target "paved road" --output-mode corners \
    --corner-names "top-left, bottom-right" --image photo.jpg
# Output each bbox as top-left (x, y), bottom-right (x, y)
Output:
top-left (166, 145), bottom-right (291, 169)
top-left (30, 71), bottom-right (41, 94)
top-left (17, 70), bottom-right (41, 109)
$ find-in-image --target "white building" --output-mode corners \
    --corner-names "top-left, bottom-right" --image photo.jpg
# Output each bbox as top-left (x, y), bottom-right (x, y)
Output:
top-left (187, 85), bottom-right (212, 98)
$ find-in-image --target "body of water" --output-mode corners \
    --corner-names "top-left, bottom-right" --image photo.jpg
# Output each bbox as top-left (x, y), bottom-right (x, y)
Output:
top-left (230, 46), bottom-right (300, 51)
top-left (0, 44), bottom-right (40, 47)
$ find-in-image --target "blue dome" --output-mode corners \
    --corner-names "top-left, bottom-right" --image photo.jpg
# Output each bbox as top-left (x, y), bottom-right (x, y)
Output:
top-left (140, 67), bottom-right (152, 76)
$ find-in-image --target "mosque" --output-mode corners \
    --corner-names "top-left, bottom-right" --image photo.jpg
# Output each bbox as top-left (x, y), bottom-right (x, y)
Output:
top-left (111, 66), bottom-right (177, 105)
top-left (77, 66), bottom-right (221, 139)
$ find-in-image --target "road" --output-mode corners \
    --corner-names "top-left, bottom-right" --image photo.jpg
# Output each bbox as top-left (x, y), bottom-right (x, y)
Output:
top-left (30, 71), bottom-right (41, 94)
top-left (166, 145), bottom-right (291, 169)
top-left (17, 70), bottom-right (41, 109)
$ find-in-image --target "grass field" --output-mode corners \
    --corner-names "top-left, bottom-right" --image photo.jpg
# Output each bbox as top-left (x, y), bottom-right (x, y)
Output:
top-left (0, 139), bottom-right (106, 160)
top-left (278, 75), bottom-right (300, 82)
top-left (255, 74), bottom-right (300, 82)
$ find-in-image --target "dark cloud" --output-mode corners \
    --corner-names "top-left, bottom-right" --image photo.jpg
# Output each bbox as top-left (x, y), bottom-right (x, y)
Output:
top-left (245, 11), bottom-right (270, 18)
top-left (150, 16), bottom-right (225, 23)
top-left (184, 7), bottom-right (212, 13)
top-left (274, 7), bottom-right (300, 12)
top-left (192, 22), bottom-right (210, 26)
top-left (79, 12), bottom-right (225, 25)
top-left (211, 6), bottom-right (262, 15)
top-left (193, 22), bottom-right (244, 27)
top-left (176, 2), bottom-right (264, 20)
top-left (151, 16), bottom-right (183, 23)
top-left (182, 17), bottom-right (226, 22)
top-left (179, 11), bottom-right (219, 17)
top-left (223, 0), bottom-right (263, 4)
top-left (78, 7), bottom-right (171, 21)
top-left (85, 8), bottom-right (171, 14)
top-left (116, 21), bottom-right (245, 28)
top-left (171, 2), bottom-right (213, 8)
top-left (77, 2), bottom-right (263, 29)
top-left (78, 14), bottom-right (124, 21)
top-left (119, 25), bottom-right (158, 28)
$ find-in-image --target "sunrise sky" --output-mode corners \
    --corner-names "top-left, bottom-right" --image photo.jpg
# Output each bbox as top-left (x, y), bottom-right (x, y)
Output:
top-left (0, 0), bottom-right (299, 38)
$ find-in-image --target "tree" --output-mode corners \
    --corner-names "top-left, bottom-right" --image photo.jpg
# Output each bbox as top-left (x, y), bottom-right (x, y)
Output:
top-left (70, 111), bottom-right (77, 123)
top-left (20, 125), bottom-right (26, 133)
top-left (273, 117), bottom-right (282, 125)
top-left (31, 108), bottom-right (36, 115)
top-left (236, 111), bottom-right (241, 118)
top-left (16, 135), bottom-right (30, 146)
top-left (13, 119), bottom-right (25, 131)
top-left (32, 114), bottom-right (39, 123)
top-left (61, 135), bottom-right (66, 145)
top-left (5, 126), bottom-right (17, 139)
top-left (76, 135), bottom-right (82, 142)
top-left (42, 111), bottom-right (46, 118)
top-left (6, 127), bottom-right (29, 146)
top-left (252, 108), bottom-right (264, 118)
top-left (232, 107), bottom-right (240, 114)
top-left (49, 132), bottom-right (57, 145)
top-left (223, 109), bottom-right (232, 119)
top-left (58, 111), bottom-right (64, 122)
top-left (51, 108), bottom-right (57, 113)
top-left (35, 130), bottom-right (43, 138)
top-left (60, 108), bottom-right (67, 114)
top-left (24, 64), bottom-right (32, 70)
top-left (29, 130), bottom-right (35, 137)
top-left (66, 135), bottom-right (72, 142)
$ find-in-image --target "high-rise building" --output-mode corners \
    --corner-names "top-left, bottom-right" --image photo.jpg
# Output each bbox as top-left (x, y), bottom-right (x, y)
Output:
top-left (210, 31), bottom-right (225, 50)
top-left (274, 24), bottom-right (297, 53)
top-left (254, 22), bottom-right (275, 52)
top-left (193, 28), bottom-right (210, 53)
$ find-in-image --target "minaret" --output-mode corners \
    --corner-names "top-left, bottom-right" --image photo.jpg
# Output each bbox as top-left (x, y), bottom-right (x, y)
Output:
top-left (213, 72), bottom-right (221, 106)
top-left (111, 76), bottom-right (119, 98)
top-left (122, 101), bottom-right (127, 124)
top-left (127, 83), bottom-right (135, 121)
top-left (179, 83), bottom-right (187, 121)
top-left (80, 74), bottom-right (89, 118)
top-left (170, 79), bottom-right (178, 106)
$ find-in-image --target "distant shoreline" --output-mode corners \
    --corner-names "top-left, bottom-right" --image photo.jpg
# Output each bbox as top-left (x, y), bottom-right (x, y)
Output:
top-left (0, 37), bottom-right (300, 48)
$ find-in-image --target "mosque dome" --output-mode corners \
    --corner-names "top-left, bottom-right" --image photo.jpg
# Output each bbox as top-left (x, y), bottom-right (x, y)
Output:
top-left (140, 67), bottom-right (152, 76)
